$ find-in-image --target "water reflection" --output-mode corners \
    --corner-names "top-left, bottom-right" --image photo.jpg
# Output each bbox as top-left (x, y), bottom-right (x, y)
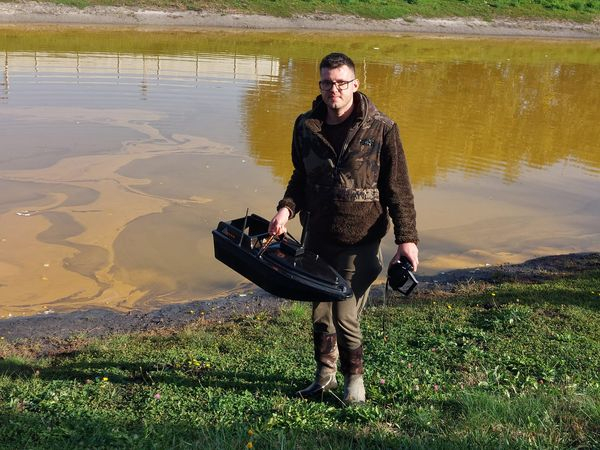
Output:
top-left (0, 27), bottom-right (598, 317)
top-left (244, 52), bottom-right (600, 185)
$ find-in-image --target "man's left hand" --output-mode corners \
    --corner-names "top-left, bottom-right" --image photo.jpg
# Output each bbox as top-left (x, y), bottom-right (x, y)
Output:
top-left (391, 242), bottom-right (419, 272)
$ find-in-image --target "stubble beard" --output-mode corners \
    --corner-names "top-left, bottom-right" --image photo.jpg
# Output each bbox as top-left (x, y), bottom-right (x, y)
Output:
top-left (327, 96), bottom-right (352, 117)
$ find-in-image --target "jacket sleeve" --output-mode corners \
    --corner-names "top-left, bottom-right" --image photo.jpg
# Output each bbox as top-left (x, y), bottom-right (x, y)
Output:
top-left (276, 115), bottom-right (306, 219)
top-left (379, 123), bottom-right (419, 245)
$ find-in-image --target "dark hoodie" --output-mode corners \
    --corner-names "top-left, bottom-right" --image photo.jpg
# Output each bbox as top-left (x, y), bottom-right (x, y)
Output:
top-left (277, 92), bottom-right (418, 246)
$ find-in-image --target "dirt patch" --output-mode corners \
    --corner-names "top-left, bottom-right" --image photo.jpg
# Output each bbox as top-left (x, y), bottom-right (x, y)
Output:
top-left (417, 251), bottom-right (600, 287)
top-left (0, 291), bottom-right (288, 356)
top-left (1, 252), bottom-right (598, 356)
top-left (372, 252), bottom-right (600, 304)
top-left (0, 1), bottom-right (599, 38)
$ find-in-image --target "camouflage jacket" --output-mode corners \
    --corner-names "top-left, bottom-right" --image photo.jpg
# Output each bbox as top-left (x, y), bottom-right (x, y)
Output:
top-left (278, 92), bottom-right (418, 246)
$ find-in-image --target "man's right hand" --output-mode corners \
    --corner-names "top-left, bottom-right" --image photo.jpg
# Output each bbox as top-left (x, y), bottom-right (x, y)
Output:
top-left (268, 207), bottom-right (290, 236)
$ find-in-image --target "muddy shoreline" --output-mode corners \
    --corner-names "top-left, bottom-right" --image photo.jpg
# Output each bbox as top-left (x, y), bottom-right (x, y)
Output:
top-left (1, 252), bottom-right (598, 355)
top-left (0, 1), bottom-right (599, 38)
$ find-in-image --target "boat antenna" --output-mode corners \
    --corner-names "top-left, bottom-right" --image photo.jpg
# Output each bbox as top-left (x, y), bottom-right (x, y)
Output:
top-left (238, 208), bottom-right (249, 246)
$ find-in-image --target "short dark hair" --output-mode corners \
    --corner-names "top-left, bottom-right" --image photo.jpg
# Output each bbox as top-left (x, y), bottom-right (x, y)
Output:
top-left (319, 52), bottom-right (356, 74)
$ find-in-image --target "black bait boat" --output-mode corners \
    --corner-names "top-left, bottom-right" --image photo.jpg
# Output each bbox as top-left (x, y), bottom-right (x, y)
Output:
top-left (212, 211), bottom-right (353, 302)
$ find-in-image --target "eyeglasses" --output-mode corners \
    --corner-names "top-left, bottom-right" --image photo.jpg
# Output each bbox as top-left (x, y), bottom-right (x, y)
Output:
top-left (318, 79), bottom-right (356, 91)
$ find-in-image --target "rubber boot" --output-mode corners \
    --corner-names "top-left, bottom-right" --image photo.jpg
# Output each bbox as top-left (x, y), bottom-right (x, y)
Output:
top-left (340, 345), bottom-right (365, 404)
top-left (296, 332), bottom-right (338, 399)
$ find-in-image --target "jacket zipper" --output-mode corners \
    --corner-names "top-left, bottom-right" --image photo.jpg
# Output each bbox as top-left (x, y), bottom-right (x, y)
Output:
top-left (335, 121), bottom-right (363, 174)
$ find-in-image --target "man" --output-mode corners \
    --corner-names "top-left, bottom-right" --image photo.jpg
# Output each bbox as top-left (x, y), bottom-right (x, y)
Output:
top-left (269, 52), bottom-right (418, 404)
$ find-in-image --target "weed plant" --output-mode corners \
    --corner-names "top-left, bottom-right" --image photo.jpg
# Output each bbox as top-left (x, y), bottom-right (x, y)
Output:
top-left (1, 270), bottom-right (599, 449)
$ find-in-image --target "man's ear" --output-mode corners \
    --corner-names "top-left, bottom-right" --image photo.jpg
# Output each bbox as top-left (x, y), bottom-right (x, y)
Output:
top-left (352, 78), bottom-right (360, 92)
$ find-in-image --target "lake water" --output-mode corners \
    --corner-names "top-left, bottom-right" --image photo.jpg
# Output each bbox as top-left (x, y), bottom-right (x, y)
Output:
top-left (1, 26), bottom-right (599, 317)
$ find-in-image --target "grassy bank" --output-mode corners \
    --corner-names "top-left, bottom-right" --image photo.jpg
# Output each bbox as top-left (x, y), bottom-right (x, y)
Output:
top-left (25, 0), bottom-right (600, 22)
top-left (1, 270), bottom-right (599, 449)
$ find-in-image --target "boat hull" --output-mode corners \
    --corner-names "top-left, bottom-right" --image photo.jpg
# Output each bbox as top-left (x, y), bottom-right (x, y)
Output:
top-left (212, 214), bottom-right (353, 302)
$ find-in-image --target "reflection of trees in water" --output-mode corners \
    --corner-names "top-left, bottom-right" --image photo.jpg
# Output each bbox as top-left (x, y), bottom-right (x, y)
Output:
top-left (370, 59), bottom-right (599, 185)
top-left (2, 27), bottom-right (597, 185)
top-left (244, 57), bottom-right (599, 187)
top-left (242, 58), bottom-right (317, 184)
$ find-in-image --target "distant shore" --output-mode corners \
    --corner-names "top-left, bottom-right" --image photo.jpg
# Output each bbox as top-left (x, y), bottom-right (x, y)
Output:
top-left (0, 1), bottom-right (599, 39)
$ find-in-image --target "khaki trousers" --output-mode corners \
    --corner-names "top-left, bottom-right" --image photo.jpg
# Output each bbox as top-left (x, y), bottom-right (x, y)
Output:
top-left (307, 237), bottom-right (382, 351)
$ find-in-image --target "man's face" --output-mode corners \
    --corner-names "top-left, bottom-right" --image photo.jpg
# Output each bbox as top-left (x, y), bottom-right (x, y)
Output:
top-left (319, 65), bottom-right (359, 114)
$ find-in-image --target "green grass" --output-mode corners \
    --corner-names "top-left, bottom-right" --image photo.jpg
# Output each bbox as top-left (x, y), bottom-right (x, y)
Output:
top-left (1, 270), bottom-right (599, 449)
top-left (7, 0), bottom-right (600, 22)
